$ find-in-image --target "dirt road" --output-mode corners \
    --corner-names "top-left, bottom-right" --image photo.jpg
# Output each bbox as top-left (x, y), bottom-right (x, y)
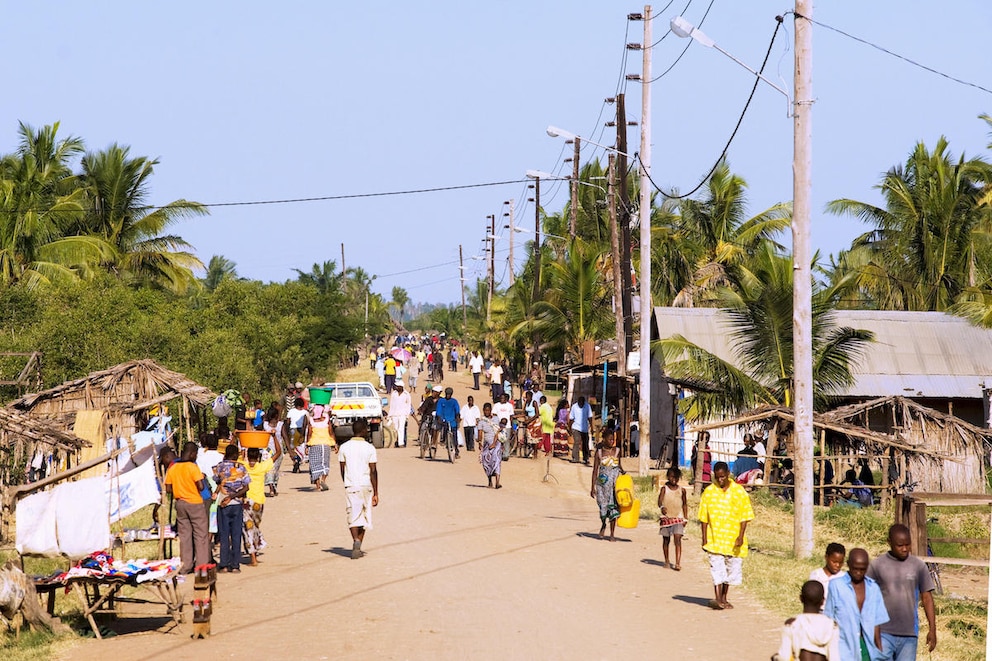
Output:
top-left (62, 367), bottom-right (782, 660)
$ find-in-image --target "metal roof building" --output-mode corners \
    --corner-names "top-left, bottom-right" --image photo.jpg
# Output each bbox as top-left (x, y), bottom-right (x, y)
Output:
top-left (653, 307), bottom-right (992, 402)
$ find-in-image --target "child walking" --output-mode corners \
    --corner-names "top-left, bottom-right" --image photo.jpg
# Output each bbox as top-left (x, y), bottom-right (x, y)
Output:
top-left (772, 581), bottom-right (840, 661)
top-left (658, 466), bottom-right (688, 570)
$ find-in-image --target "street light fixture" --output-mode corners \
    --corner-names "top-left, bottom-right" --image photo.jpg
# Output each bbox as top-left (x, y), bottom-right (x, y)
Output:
top-left (511, 225), bottom-right (567, 241)
top-left (670, 16), bottom-right (792, 116)
top-left (546, 126), bottom-right (632, 157)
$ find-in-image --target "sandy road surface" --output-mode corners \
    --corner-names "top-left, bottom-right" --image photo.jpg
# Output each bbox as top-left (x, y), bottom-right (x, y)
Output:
top-left (62, 368), bottom-right (782, 661)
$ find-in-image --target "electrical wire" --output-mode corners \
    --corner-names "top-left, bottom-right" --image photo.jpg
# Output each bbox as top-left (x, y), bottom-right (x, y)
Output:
top-left (650, 0), bottom-right (690, 46)
top-left (641, 15), bottom-right (784, 200)
top-left (648, 0), bottom-right (716, 84)
top-left (793, 12), bottom-right (992, 96)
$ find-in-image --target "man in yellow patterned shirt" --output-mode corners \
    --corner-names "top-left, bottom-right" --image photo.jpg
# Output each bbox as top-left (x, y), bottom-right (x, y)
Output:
top-left (698, 461), bottom-right (754, 610)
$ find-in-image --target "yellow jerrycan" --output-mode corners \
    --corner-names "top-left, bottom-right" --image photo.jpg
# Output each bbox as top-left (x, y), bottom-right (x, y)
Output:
top-left (614, 473), bottom-right (640, 528)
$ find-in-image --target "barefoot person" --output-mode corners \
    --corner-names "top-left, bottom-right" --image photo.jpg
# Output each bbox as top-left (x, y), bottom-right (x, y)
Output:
top-left (590, 428), bottom-right (623, 541)
top-left (307, 404), bottom-right (336, 491)
top-left (658, 466), bottom-right (688, 570)
top-left (239, 447), bottom-right (272, 567)
top-left (338, 419), bottom-right (379, 559)
top-left (772, 581), bottom-right (841, 661)
top-left (698, 461), bottom-right (754, 610)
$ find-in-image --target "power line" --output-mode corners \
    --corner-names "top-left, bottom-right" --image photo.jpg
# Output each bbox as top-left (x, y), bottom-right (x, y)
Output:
top-left (642, 15), bottom-right (784, 200)
top-left (794, 12), bottom-right (992, 96)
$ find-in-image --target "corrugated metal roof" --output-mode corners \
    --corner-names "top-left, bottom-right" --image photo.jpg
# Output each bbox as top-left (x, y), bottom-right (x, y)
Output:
top-left (654, 308), bottom-right (992, 399)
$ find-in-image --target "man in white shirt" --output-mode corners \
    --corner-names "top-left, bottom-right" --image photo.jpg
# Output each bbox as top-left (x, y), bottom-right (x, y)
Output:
top-left (568, 396), bottom-right (594, 465)
top-left (461, 395), bottom-right (482, 452)
top-left (489, 360), bottom-right (504, 401)
top-left (469, 351), bottom-right (485, 390)
top-left (387, 380), bottom-right (413, 448)
top-left (285, 397), bottom-right (309, 473)
top-left (338, 419), bottom-right (379, 560)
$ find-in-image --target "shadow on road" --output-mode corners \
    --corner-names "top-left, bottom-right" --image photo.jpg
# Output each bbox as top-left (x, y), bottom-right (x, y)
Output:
top-left (640, 558), bottom-right (667, 568)
top-left (574, 532), bottom-right (632, 543)
top-left (323, 547), bottom-right (354, 559)
top-left (671, 594), bottom-right (716, 608)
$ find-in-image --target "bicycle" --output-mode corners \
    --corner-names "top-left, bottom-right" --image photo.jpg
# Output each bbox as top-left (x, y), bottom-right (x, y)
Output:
top-left (418, 416), bottom-right (436, 460)
top-left (436, 419), bottom-right (455, 462)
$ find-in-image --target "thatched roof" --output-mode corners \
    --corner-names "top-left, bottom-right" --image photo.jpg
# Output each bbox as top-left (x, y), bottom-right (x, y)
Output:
top-left (0, 408), bottom-right (89, 450)
top-left (823, 395), bottom-right (992, 441)
top-left (9, 359), bottom-right (216, 413)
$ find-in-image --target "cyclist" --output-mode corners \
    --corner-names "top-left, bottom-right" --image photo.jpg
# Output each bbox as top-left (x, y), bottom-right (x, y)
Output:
top-left (434, 386), bottom-right (461, 460)
top-left (415, 386), bottom-right (443, 457)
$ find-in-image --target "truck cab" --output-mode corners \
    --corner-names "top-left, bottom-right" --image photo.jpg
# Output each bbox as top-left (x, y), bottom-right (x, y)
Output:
top-left (322, 381), bottom-right (386, 448)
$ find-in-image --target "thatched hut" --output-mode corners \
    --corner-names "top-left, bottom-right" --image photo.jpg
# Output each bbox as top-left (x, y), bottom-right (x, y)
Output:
top-left (8, 359), bottom-right (217, 455)
top-left (0, 408), bottom-right (90, 540)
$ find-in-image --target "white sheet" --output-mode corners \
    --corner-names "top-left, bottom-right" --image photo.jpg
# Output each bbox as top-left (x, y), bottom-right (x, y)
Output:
top-left (15, 490), bottom-right (59, 556)
top-left (105, 456), bottom-right (161, 523)
top-left (54, 477), bottom-right (110, 559)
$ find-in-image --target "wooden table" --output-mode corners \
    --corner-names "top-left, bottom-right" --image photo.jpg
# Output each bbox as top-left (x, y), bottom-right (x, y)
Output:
top-left (65, 572), bottom-right (184, 639)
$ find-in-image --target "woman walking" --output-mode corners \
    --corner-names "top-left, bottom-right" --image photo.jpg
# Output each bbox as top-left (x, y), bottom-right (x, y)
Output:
top-left (590, 428), bottom-right (624, 541)
top-left (307, 404), bottom-right (336, 491)
top-left (240, 448), bottom-right (273, 566)
top-left (478, 403), bottom-right (502, 489)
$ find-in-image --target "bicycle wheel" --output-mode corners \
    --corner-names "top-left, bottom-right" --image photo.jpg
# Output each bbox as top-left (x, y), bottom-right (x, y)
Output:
top-left (444, 425), bottom-right (453, 462)
top-left (928, 562), bottom-right (943, 595)
top-left (419, 421), bottom-right (429, 459)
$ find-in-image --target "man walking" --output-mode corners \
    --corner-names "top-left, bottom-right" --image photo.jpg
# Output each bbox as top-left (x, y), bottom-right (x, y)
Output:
top-left (867, 524), bottom-right (937, 659)
top-left (165, 442), bottom-right (210, 574)
top-left (383, 353), bottom-right (398, 393)
top-left (697, 461), bottom-right (754, 610)
top-left (489, 359), bottom-right (504, 402)
top-left (339, 419), bottom-right (379, 559)
top-left (824, 548), bottom-right (888, 661)
top-left (450, 346), bottom-right (459, 372)
top-left (469, 350), bottom-right (484, 390)
top-left (568, 396), bottom-right (593, 465)
top-left (387, 380), bottom-right (412, 448)
top-left (461, 395), bottom-right (481, 452)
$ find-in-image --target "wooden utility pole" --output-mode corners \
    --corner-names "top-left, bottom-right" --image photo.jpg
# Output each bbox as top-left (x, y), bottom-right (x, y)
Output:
top-left (637, 5), bottom-right (653, 476)
top-left (793, 0), bottom-right (815, 559)
top-left (506, 199), bottom-right (515, 286)
top-left (615, 94), bottom-right (634, 367)
top-left (569, 137), bottom-right (580, 238)
top-left (340, 243), bottom-right (346, 274)
top-left (608, 154), bottom-right (625, 378)
top-left (459, 244), bottom-right (467, 328)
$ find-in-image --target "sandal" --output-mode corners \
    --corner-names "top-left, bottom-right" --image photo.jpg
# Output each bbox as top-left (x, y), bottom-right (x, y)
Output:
top-left (673, 564), bottom-right (681, 571)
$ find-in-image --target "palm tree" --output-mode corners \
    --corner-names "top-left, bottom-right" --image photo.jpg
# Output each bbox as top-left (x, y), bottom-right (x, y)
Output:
top-left (0, 122), bottom-right (109, 288)
top-left (658, 244), bottom-right (874, 423)
top-left (826, 138), bottom-right (992, 311)
top-left (294, 260), bottom-right (340, 295)
top-left (77, 144), bottom-right (207, 293)
top-left (671, 161), bottom-right (791, 306)
top-left (203, 255), bottom-right (238, 292)
top-left (391, 286), bottom-right (410, 323)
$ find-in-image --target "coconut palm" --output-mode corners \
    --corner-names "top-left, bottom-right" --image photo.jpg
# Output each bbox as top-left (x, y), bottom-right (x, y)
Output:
top-left (294, 260), bottom-right (340, 295)
top-left (671, 161), bottom-right (791, 306)
top-left (0, 122), bottom-right (109, 288)
top-left (658, 243), bottom-right (874, 423)
top-left (77, 144), bottom-right (206, 293)
top-left (203, 255), bottom-right (238, 292)
top-left (391, 286), bottom-right (410, 323)
top-left (826, 138), bottom-right (992, 311)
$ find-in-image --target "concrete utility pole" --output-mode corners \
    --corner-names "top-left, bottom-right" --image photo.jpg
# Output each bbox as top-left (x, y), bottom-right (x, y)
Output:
top-left (340, 243), bottom-right (346, 274)
top-left (615, 94), bottom-right (634, 367)
top-left (487, 214), bottom-right (496, 327)
top-left (531, 177), bottom-right (543, 369)
top-left (608, 154), bottom-right (626, 378)
top-left (459, 244), bottom-right (467, 328)
top-left (792, 0), bottom-right (814, 559)
top-left (505, 199), bottom-right (515, 286)
top-left (569, 137), bottom-right (580, 238)
top-left (637, 5), bottom-right (653, 475)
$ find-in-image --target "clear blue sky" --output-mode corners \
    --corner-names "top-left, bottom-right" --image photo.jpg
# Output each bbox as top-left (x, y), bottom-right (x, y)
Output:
top-left (3, 1), bottom-right (990, 304)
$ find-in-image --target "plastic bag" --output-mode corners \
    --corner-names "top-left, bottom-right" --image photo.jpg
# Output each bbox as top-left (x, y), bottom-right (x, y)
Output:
top-left (212, 395), bottom-right (232, 418)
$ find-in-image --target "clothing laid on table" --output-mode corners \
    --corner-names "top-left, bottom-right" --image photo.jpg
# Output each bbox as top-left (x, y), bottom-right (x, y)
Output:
top-left (823, 572), bottom-right (889, 661)
top-left (594, 451), bottom-right (621, 522)
top-left (771, 613), bottom-right (840, 661)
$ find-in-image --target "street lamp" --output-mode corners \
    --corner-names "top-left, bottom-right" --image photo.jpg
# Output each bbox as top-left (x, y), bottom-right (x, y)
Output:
top-left (670, 16), bottom-right (791, 116)
top-left (672, 10), bottom-right (814, 559)
top-left (512, 225), bottom-right (567, 241)
top-left (546, 127), bottom-right (632, 157)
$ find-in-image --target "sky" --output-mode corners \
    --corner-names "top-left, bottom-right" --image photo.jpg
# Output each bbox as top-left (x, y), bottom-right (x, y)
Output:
top-left (3, 1), bottom-right (990, 305)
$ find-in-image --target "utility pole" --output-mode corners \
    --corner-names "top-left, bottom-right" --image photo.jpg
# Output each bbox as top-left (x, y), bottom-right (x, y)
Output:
top-left (793, 0), bottom-right (814, 559)
top-left (637, 4), bottom-right (653, 476)
top-left (569, 137), bottom-right (580, 238)
top-left (615, 94), bottom-right (634, 371)
top-left (487, 214), bottom-right (496, 326)
top-left (531, 177), bottom-right (543, 368)
top-left (459, 244), bottom-right (467, 329)
top-left (340, 243), bottom-right (346, 274)
top-left (505, 199), bottom-right (515, 286)
top-left (608, 153), bottom-right (625, 378)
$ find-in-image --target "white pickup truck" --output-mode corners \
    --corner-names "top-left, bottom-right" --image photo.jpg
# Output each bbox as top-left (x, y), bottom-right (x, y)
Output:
top-left (320, 381), bottom-right (386, 448)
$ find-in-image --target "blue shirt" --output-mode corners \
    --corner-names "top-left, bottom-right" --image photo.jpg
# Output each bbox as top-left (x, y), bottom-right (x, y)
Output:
top-left (435, 397), bottom-right (460, 426)
top-left (569, 402), bottom-right (593, 432)
top-left (823, 573), bottom-right (889, 661)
